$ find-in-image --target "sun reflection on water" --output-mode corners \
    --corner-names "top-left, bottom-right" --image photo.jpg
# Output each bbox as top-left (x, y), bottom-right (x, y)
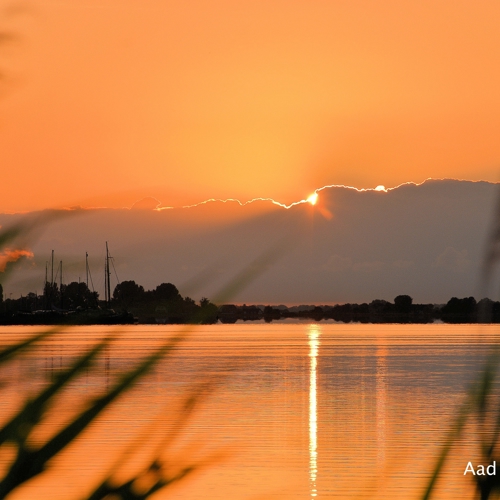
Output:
top-left (376, 344), bottom-right (388, 474)
top-left (308, 325), bottom-right (321, 498)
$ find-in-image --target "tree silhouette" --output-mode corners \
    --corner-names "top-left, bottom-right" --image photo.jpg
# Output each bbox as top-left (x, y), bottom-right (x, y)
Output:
top-left (61, 282), bottom-right (98, 309)
top-left (154, 283), bottom-right (181, 302)
top-left (113, 281), bottom-right (144, 310)
top-left (394, 295), bottom-right (412, 312)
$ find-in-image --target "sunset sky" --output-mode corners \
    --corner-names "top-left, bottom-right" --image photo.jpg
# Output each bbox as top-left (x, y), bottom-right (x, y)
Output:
top-left (1, 0), bottom-right (500, 212)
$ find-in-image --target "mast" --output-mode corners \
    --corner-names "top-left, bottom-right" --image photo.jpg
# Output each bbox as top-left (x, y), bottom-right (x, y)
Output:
top-left (106, 242), bottom-right (111, 307)
top-left (86, 254), bottom-right (95, 293)
top-left (60, 260), bottom-right (63, 309)
top-left (44, 262), bottom-right (48, 309)
top-left (104, 255), bottom-right (107, 303)
top-left (51, 250), bottom-right (54, 285)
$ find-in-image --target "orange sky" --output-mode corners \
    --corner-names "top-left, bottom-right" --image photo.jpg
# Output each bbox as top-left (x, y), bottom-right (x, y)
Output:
top-left (1, 0), bottom-right (500, 212)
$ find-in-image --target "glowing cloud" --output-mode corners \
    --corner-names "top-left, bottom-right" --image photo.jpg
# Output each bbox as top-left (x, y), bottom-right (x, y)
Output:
top-left (130, 197), bottom-right (162, 211)
top-left (0, 249), bottom-right (34, 272)
top-left (180, 181), bottom-right (429, 212)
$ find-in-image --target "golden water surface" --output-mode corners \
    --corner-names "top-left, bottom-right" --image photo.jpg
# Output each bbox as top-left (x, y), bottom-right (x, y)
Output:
top-left (0, 322), bottom-right (496, 499)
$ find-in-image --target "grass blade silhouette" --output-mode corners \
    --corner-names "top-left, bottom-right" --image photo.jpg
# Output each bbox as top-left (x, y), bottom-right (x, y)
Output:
top-left (0, 327), bottom-right (58, 363)
top-left (0, 332), bottom-right (185, 497)
top-left (0, 333), bottom-right (114, 448)
top-left (85, 377), bottom-right (225, 500)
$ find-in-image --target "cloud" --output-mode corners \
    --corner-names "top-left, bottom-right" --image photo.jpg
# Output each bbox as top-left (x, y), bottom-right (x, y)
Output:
top-left (432, 247), bottom-right (471, 272)
top-left (324, 255), bottom-right (386, 273)
top-left (130, 197), bottom-right (162, 211)
top-left (324, 255), bottom-right (352, 272)
top-left (0, 249), bottom-right (34, 272)
top-left (0, 179), bottom-right (492, 303)
top-left (392, 259), bottom-right (415, 269)
top-left (352, 261), bottom-right (385, 273)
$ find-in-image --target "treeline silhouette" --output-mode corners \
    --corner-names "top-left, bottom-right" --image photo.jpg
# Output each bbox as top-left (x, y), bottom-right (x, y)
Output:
top-left (0, 280), bottom-right (218, 325)
top-left (220, 295), bottom-right (500, 324)
top-left (110, 280), bottom-right (218, 324)
top-left (1, 282), bottom-right (499, 324)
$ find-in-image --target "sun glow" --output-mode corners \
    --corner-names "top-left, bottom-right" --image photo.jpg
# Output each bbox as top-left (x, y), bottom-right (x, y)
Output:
top-left (307, 193), bottom-right (318, 205)
top-left (374, 185), bottom-right (386, 192)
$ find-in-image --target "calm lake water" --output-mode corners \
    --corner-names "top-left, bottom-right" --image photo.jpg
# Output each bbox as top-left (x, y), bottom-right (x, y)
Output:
top-left (0, 322), bottom-right (498, 499)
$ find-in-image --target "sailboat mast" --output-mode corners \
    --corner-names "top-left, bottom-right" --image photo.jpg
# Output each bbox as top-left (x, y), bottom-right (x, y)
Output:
top-left (60, 260), bottom-right (63, 309)
top-left (106, 242), bottom-right (111, 306)
top-left (51, 250), bottom-right (54, 285)
top-left (104, 255), bottom-right (107, 303)
top-left (86, 252), bottom-right (89, 288)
